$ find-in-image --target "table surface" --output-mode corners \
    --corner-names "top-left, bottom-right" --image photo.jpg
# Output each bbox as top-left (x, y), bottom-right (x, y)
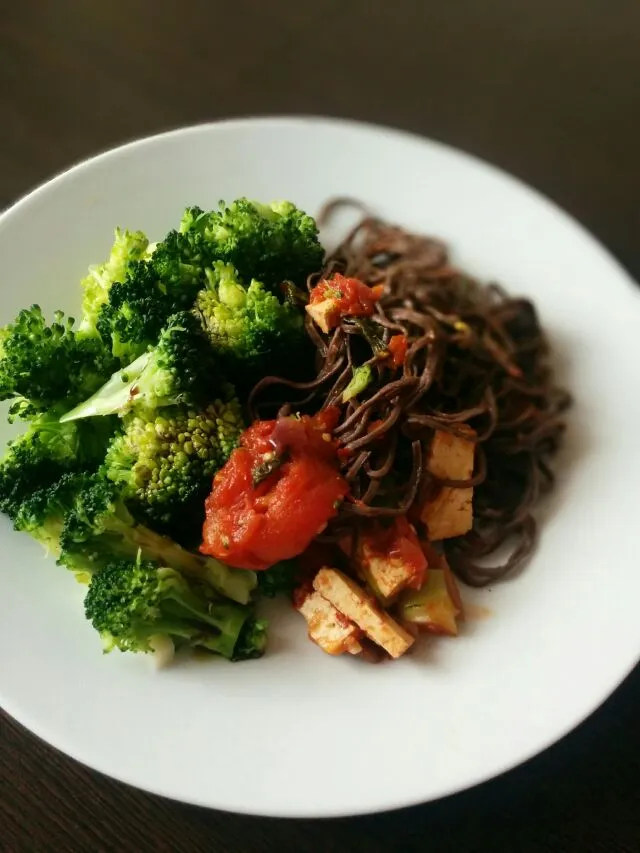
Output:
top-left (1, 2), bottom-right (639, 851)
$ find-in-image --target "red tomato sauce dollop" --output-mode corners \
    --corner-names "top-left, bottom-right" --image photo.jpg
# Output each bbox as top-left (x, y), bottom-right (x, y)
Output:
top-left (201, 409), bottom-right (349, 571)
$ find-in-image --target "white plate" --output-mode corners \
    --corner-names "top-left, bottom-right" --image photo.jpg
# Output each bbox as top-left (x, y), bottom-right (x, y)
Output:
top-left (1, 117), bottom-right (639, 818)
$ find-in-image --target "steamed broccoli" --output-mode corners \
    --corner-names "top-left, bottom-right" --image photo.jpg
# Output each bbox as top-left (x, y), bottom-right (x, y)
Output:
top-left (178, 199), bottom-right (324, 289)
top-left (194, 261), bottom-right (305, 381)
top-left (256, 560), bottom-right (299, 598)
top-left (56, 472), bottom-right (256, 602)
top-left (102, 395), bottom-right (244, 534)
top-left (12, 471), bottom-right (84, 554)
top-left (57, 471), bottom-right (207, 574)
top-left (94, 199), bottom-right (322, 362)
top-left (0, 306), bottom-right (118, 420)
top-left (95, 259), bottom-right (197, 363)
top-left (79, 228), bottom-right (150, 335)
top-left (0, 414), bottom-right (114, 524)
top-left (61, 312), bottom-right (218, 421)
top-left (84, 556), bottom-right (265, 659)
top-left (147, 229), bottom-right (203, 291)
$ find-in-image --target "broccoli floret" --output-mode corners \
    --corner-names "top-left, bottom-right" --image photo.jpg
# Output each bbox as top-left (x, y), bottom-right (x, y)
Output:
top-left (61, 312), bottom-right (219, 421)
top-left (79, 228), bottom-right (150, 335)
top-left (256, 560), bottom-right (299, 598)
top-left (0, 306), bottom-right (118, 420)
top-left (232, 616), bottom-right (268, 661)
top-left (57, 471), bottom-right (203, 572)
top-left (194, 261), bottom-right (305, 382)
top-left (149, 229), bottom-right (204, 290)
top-left (0, 414), bottom-right (111, 523)
top-left (179, 198), bottom-right (324, 289)
top-left (0, 415), bottom-right (117, 563)
top-left (96, 251), bottom-right (204, 364)
top-left (84, 556), bottom-right (260, 659)
top-left (102, 395), bottom-right (243, 535)
top-left (12, 471), bottom-right (83, 554)
top-left (56, 472), bottom-right (255, 602)
top-left (94, 199), bottom-right (322, 362)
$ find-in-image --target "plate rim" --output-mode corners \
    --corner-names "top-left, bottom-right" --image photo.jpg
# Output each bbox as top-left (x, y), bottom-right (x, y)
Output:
top-left (1, 114), bottom-right (639, 818)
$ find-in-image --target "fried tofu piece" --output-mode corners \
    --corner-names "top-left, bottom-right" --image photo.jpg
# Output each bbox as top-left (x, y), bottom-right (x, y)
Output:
top-left (359, 545), bottom-right (416, 601)
top-left (427, 427), bottom-right (475, 480)
top-left (305, 298), bottom-right (338, 334)
top-left (421, 487), bottom-right (474, 541)
top-left (313, 568), bottom-right (415, 659)
top-left (420, 428), bottom-right (476, 541)
top-left (297, 591), bottom-right (363, 656)
top-left (354, 519), bottom-right (426, 603)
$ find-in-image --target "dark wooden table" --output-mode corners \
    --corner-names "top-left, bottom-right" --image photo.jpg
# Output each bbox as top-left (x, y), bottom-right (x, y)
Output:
top-left (1, 2), bottom-right (639, 851)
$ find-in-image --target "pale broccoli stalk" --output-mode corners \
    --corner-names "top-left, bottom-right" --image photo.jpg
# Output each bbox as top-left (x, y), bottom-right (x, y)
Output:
top-left (60, 312), bottom-right (217, 421)
top-left (84, 556), bottom-right (265, 660)
top-left (55, 472), bottom-right (256, 603)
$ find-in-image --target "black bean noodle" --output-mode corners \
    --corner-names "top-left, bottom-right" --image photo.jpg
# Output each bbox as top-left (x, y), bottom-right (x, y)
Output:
top-left (249, 199), bottom-right (571, 587)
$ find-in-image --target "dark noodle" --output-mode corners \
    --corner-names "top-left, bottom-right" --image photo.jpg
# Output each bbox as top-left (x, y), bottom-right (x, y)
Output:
top-left (250, 199), bottom-right (570, 587)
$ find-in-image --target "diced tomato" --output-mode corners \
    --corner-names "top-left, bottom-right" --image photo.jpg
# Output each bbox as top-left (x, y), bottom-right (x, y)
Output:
top-left (387, 334), bottom-right (408, 368)
top-left (308, 273), bottom-right (382, 330)
top-left (201, 412), bottom-right (349, 571)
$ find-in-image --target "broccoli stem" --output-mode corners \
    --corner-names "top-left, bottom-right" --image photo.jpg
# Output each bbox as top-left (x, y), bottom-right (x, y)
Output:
top-left (161, 596), bottom-right (249, 659)
top-left (60, 353), bottom-right (150, 422)
top-left (111, 520), bottom-right (256, 604)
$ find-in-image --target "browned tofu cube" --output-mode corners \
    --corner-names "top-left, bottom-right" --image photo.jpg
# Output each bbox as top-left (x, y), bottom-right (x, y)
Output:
top-left (427, 428), bottom-right (475, 480)
top-left (305, 298), bottom-right (338, 334)
top-left (359, 545), bottom-right (416, 602)
top-left (297, 591), bottom-right (362, 656)
top-left (313, 568), bottom-right (415, 659)
top-left (420, 428), bottom-right (476, 540)
top-left (421, 486), bottom-right (473, 541)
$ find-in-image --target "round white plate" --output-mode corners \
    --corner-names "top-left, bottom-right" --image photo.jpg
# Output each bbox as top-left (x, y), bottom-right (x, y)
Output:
top-left (0, 117), bottom-right (639, 818)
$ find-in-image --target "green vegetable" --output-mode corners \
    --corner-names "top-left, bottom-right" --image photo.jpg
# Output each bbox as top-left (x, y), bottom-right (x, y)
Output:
top-left (96, 248), bottom-right (204, 364)
top-left (84, 556), bottom-right (262, 659)
top-left (351, 317), bottom-right (388, 356)
top-left (79, 228), bottom-right (150, 336)
top-left (102, 395), bottom-right (243, 534)
top-left (61, 312), bottom-right (218, 421)
top-left (0, 197), bottom-right (329, 664)
top-left (12, 472), bottom-right (82, 554)
top-left (256, 560), bottom-right (299, 598)
top-left (195, 261), bottom-right (304, 381)
top-left (178, 198), bottom-right (324, 290)
top-left (397, 569), bottom-right (460, 636)
top-left (0, 306), bottom-right (117, 421)
top-left (232, 616), bottom-right (269, 661)
top-left (54, 471), bottom-right (256, 603)
top-left (342, 365), bottom-right (373, 402)
top-left (0, 414), bottom-right (114, 526)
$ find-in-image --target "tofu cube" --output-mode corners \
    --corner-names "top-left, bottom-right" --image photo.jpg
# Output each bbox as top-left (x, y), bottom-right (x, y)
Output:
top-left (305, 298), bottom-right (339, 334)
top-left (427, 428), bottom-right (475, 480)
top-left (297, 591), bottom-right (362, 656)
top-left (359, 545), bottom-right (416, 602)
top-left (420, 428), bottom-right (476, 541)
top-left (421, 487), bottom-right (473, 541)
top-left (313, 568), bottom-right (415, 659)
